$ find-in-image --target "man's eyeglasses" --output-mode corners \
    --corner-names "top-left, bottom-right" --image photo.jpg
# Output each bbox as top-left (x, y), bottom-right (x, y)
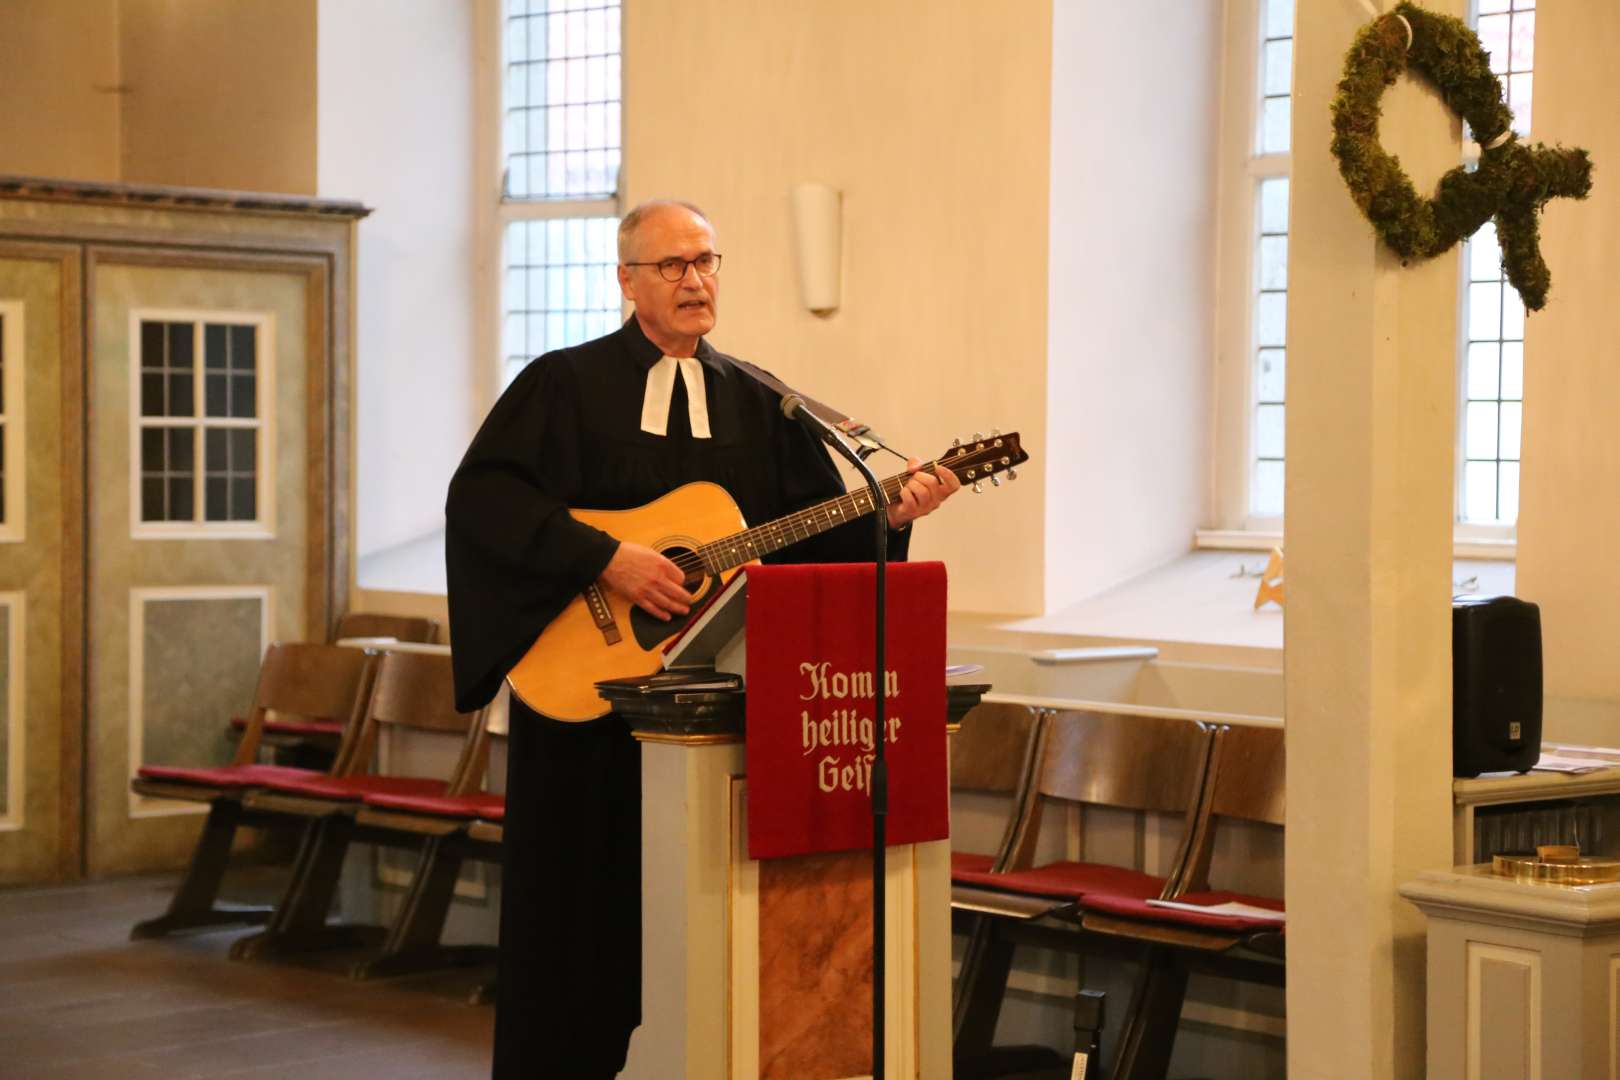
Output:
top-left (623, 253), bottom-right (723, 283)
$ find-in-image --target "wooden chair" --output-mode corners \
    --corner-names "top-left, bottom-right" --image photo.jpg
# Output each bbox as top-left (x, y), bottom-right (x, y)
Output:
top-left (949, 702), bottom-right (1046, 881)
top-left (951, 708), bottom-right (1216, 1078)
top-left (948, 703), bottom-right (1047, 1052)
top-left (228, 612), bottom-right (440, 761)
top-left (130, 642), bottom-right (379, 939)
top-left (463, 817), bottom-right (506, 1006)
top-left (227, 649), bottom-right (488, 962)
top-left (1080, 722), bottom-right (1286, 1080)
top-left (341, 734), bottom-right (508, 983)
top-left (332, 611), bottom-right (440, 645)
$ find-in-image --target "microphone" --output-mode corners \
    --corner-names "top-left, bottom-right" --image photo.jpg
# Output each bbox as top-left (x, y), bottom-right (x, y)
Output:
top-left (780, 393), bottom-right (850, 451)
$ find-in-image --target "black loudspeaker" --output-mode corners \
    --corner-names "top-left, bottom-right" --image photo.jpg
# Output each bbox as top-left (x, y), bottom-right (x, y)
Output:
top-left (1453, 595), bottom-right (1542, 778)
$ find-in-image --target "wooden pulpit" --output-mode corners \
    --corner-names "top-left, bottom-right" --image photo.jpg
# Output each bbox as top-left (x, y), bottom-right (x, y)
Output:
top-left (599, 562), bottom-right (983, 1080)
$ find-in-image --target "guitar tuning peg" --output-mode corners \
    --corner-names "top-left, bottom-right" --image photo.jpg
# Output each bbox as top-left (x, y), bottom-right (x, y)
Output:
top-left (1007, 467), bottom-right (1018, 481)
top-left (952, 437), bottom-right (961, 449)
top-left (973, 431), bottom-right (983, 441)
top-left (990, 475), bottom-right (1001, 487)
top-left (991, 428), bottom-right (1001, 437)
top-left (972, 481), bottom-right (984, 494)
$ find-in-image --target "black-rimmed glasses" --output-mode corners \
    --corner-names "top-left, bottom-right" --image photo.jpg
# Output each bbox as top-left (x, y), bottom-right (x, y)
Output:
top-left (623, 253), bottom-right (723, 282)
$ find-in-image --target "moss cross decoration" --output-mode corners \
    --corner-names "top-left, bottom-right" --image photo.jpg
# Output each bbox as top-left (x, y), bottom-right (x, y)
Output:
top-left (1330, 1), bottom-right (1592, 310)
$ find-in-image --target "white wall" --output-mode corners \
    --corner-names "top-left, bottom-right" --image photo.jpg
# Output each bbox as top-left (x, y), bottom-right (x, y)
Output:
top-left (1515, 5), bottom-right (1620, 708)
top-left (1044, 0), bottom-right (1221, 613)
top-left (624, 0), bottom-right (1054, 618)
top-left (317, 1), bottom-right (478, 566)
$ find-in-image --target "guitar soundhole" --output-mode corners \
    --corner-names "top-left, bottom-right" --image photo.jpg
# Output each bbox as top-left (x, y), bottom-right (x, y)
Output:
top-left (628, 545), bottom-right (718, 651)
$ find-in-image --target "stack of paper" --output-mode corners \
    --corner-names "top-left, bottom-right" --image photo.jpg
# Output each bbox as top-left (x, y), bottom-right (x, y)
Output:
top-left (1531, 752), bottom-right (1613, 775)
top-left (1144, 898), bottom-right (1286, 923)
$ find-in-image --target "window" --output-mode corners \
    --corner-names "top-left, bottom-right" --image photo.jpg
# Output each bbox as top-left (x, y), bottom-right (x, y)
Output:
top-left (1458, 0), bottom-right (1535, 528)
top-left (131, 314), bottom-right (271, 536)
top-left (1210, 0), bottom-right (1533, 544)
top-left (500, 0), bottom-right (624, 389)
top-left (1249, 0), bottom-right (1293, 521)
top-left (0, 302), bottom-right (23, 541)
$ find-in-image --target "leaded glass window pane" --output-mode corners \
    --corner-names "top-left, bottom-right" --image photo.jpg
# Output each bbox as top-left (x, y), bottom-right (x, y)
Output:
top-left (504, 0), bottom-right (622, 200)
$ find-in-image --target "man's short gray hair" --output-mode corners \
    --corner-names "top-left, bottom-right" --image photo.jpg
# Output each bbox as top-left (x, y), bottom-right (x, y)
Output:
top-left (617, 199), bottom-right (712, 263)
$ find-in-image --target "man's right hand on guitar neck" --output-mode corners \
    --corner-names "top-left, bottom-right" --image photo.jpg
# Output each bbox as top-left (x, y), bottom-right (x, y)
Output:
top-left (599, 541), bottom-right (693, 621)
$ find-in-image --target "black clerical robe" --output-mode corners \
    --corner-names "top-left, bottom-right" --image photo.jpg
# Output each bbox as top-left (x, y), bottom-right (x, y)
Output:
top-left (444, 317), bottom-right (906, 1077)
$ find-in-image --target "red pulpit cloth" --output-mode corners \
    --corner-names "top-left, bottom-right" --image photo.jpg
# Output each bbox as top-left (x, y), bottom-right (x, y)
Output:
top-left (745, 561), bottom-right (949, 860)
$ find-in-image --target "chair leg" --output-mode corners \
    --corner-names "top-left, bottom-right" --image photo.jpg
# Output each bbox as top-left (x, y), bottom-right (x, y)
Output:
top-left (953, 918), bottom-right (1072, 1079)
top-left (954, 916), bottom-right (1015, 1055)
top-left (349, 836), bottom-right (496, 981)
top-left (231, 815), bottom-right (381, 960)
top-left (1109, 947), bottom-right (1190, 1080)
top-left (131, 799), bottom-right (273, 940)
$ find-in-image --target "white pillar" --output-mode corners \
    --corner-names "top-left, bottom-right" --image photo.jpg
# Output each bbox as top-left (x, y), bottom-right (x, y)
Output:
top-left (1285, 2), bottom-right (1463, 1076)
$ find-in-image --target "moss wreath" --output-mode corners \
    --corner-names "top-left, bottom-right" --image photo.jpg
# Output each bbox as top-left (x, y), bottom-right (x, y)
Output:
top-left (1329, 1), bottom-right (1592, 310)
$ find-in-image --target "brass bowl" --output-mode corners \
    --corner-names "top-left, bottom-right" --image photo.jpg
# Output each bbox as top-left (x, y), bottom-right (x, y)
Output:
top-left (1491, 852), bottom-right (1620, 885)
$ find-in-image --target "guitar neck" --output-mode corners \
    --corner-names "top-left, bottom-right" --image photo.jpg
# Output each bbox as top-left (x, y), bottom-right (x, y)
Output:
top-left (697, 466), bottom-right (929, 574)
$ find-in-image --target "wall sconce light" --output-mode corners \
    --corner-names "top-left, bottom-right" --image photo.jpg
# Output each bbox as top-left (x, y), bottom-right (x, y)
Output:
top-left (791, 182), bottom-right (842, 316)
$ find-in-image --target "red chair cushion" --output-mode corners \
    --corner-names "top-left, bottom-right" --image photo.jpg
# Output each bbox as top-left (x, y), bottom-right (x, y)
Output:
top-left (136, 763), bottom-right (321, 789)
top-left (363, 792), bottom-right (507, 822)
top-left (257, 773), bottom-right (449, 802)
top-left (1083, 889), bottom-right (1286, 933)
top-left (951, 851), bottom-right (995, 879)
top-left (949, 860), bottom-right (1166, 902)
top-left (231, 716), bottom-right (345, 737)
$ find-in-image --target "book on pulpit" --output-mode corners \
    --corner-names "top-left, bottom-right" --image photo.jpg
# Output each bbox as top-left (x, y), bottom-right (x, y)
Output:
top-left (662, 569), bottom-right (750, 677)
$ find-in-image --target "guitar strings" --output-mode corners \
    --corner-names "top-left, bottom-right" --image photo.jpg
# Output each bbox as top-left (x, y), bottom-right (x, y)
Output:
top-left (663, 454), bottom-right (982, 578)
top-left (660, 438), bottom-right (1017, 581)
top-left (661, 466), bottom-right (922, 579)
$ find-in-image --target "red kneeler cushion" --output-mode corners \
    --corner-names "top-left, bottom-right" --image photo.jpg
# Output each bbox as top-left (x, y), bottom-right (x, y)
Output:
top-left (256, 774), bottom-right (449, 802)
top-left (951, 852), bottom-right (995, 879)
top-left (136, 763), bottom-right (322, 789)
top-left (1082, 889), bottom-right (1286, 934)
top-left (950, 859), bottom-right (1166, 902)
top-left (363, 792), bottom-right (507, 822)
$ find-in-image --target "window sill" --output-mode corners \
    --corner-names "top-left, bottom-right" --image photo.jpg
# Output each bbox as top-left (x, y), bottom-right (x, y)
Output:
top-left (954, 547), bottom-right (1518, 661)
top-left (1195, 529), bottom-right (1517, 561)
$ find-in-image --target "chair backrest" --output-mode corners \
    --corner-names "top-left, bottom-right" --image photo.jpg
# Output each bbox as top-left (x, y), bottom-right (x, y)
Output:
top-left (951, 702), bottom-right (1042, 795)
top-left (233, 642), bottom-right (378, 767)
top-left (1006, 709), bottom-right (1215, 873)
top-left (952, 703), bottom-right (1046, 873)
top-left (1177, 722), bottom-right (1285, 894)
top-left (332, 611), bottom-right (440, 644)
top-left (342, 650), bottom-right (489, 792)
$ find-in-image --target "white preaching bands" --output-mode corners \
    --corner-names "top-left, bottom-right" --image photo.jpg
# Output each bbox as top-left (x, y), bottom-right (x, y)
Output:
top-left (640, 354), bottom-right (712, 439)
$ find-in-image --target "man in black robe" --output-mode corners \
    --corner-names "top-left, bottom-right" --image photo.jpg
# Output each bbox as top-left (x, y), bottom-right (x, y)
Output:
top-left (445, 200), bottom-right (958, 1077)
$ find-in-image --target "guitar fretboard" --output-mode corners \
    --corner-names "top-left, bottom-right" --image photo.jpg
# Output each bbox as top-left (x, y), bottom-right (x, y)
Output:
top-left (697, 466), bottom-right (929, 574)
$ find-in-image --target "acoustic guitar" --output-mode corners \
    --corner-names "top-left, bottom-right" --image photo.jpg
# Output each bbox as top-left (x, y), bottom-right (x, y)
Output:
top-left (505, 431), bottom-right (1029, 720)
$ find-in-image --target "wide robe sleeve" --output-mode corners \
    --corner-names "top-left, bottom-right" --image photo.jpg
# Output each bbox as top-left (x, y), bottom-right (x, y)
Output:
top-left (444, 356), bottom-right (620, 711)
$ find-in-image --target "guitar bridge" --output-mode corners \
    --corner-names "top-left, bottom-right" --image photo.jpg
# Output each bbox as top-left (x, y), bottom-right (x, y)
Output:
top-left (583, 584), bottom-right (621, 645)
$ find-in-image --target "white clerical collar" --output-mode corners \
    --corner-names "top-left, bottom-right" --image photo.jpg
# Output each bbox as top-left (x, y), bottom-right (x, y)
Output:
top-left (639, 354), bottom-right (712, 439)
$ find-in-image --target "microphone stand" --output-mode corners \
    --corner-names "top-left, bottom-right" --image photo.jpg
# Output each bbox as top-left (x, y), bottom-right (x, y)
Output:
top-left (781, 396), bottom-right (889, 1079)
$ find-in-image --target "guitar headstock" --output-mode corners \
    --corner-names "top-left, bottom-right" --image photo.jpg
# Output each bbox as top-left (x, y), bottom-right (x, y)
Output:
top-left (936, 430), bottom-right (1028, 493)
